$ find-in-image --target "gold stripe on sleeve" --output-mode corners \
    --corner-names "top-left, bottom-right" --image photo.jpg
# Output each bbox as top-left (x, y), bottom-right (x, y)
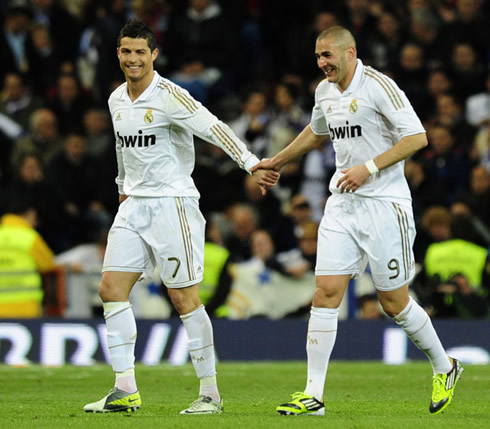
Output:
top-left (364, 68), bottom-right (404, 110)
top-left (158, 80), bottom-right (198, 113)
top-left (210, 124), bottom-right (244, 166)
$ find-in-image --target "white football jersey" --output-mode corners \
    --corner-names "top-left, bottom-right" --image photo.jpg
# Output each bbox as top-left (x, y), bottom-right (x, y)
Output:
top-left (310, 59), bottom-right (425, 203)
top-left (108, 71), bottom-right (259, 197)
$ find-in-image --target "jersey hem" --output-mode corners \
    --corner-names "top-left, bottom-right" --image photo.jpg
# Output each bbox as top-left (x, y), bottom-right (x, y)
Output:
top-left (165, 275), bottom-right (204, 289)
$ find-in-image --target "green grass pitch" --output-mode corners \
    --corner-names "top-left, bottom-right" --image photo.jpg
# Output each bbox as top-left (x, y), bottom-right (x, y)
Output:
top-left (0, 361), bottom-right (489, 429)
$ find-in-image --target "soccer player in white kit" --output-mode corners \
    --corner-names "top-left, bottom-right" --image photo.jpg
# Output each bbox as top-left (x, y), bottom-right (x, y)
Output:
top-left (83, 20), bottom-right (279, 415)
top-left (252, 26), bottom-right (463, 416)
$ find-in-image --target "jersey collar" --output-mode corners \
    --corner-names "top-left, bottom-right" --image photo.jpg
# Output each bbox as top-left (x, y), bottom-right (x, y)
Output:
top-left (121, 71), bottom-right (160, 103)
top-left (342, 59), bottom-right (364, 95)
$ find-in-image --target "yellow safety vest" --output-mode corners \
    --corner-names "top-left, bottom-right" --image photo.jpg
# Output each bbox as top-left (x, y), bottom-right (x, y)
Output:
top-left (200, 242), bottom-right (230, 317)
top-left (0, 224), bottom-right (43, 305)
top-left (425, 239), bottom-right (488, 288)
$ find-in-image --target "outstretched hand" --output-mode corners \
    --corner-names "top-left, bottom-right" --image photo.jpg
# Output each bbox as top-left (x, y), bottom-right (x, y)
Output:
top-left (250, 158), bottom-right (281, 195)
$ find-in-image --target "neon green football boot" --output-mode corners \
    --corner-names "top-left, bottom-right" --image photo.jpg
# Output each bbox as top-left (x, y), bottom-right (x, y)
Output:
top-left (84, 387), bottom-right (141, 413)
top-left (430, 358), bottom-right (464, 415)
top-left (277, 392), bottom-right (325, 416)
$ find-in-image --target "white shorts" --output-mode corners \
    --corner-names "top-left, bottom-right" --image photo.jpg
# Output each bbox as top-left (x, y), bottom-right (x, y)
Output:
top-left (316, 193), bottom-right (416, 291)
top-left (103, 196), bottom-right (205, 288)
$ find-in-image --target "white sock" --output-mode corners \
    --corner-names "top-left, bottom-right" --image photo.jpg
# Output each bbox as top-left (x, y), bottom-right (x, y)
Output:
top-left (103, 302), bottom-right (138, 391)
top-left (115, 368), bottom-right (137, 393)
top-left (181, 305), bottom-right (220, 402)
top-left (304, 306), bottom-right (338, 401)
top-left (394, 297), bottom-right (452, 374)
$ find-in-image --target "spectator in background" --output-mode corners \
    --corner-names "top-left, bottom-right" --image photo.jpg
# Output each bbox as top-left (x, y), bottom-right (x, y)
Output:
top-left (0, 0), bottom-right (35, 85)
top-left (13, 107), bottom-right (63, 166)
top-left (0, 111), bottom-right (24, 185)
top-left (0, 72), bottom-right (42, 130)
top-left (29, 23), bottom-right (60, 97)
top-left (169, 54), bottom-right (223, 104)
top-left (455, 165), bottom-right (490, 232)
top-left (413, 205), bottom-right (452, 264)
top-left (292, 10), bottom-right (339, 82)
top-left (416, 215), bottom-right (489, 319)
top-left (450, 200), bottom-right (490, 249)
top-left (419, 68), bottom-right (452, 122)
top-left (465, 71), bottom-right (490, 131)
top-left (405, 159), bottom-right (447, 224)
top-left (241, 174), bottom-right (283, 239)
top-left (55, 228), bottom-right (108, 318)
top-left (30, 0), bottom-right (82, 65)
top-left (229, 89), bottom-right (270, 159)
top-left (82, 108), bottom-right (113, 158)
top-left (225, 203), bottom-right (260, 263)
top-left (473, 122), bottom-right (490, 173)
top-left (192, 143), bottom-right (244, 216)
top-left (1, 151), bottom-right (68, 253)
top-left (337, 0), bottom-right (380, 59)
top-left (299, 137), bottom-right (334, 222)
top-left (438, 0), bottom-right (488, 66)
top-left (0, 201), bottom-right (55, 318)
top-left (406, 6), bottom-right (443, 69)
top-left (420, 124), bottom-right (470, 204)
top-left (282, 220), bottom-right (319, 280)
top-left (395, 43), bottom-right (427, 116)
top-left (47, 134), bottom-right (111, 246)
top-left (199, 217), bottom-right (233, 318)
top-left (433, 92), bottom-right (477, 152)
top-left (46, 73), bottom-right (93, 136)
top-left (366, 10), bottom-right (406, 73)
top-left (166, 0), bottom-right (235, 92)
top-left (449, 42), bottom-right (487, 102)
top-left (267, 81), bottom-right (309, 198)
top-left (357, 293), bottom-right (383, 319)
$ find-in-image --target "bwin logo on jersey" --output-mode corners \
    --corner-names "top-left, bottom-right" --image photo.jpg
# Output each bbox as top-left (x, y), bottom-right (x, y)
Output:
top-left (117, 131), bottom-right (156, 148)
top-left (328, 121), bottom-right (362, 140)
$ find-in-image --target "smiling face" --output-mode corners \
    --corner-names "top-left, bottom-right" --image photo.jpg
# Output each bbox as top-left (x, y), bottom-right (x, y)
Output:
top-left (315, 35), bottom-right (356, 91)
top-left (117, 36), bottom-right (158, 86)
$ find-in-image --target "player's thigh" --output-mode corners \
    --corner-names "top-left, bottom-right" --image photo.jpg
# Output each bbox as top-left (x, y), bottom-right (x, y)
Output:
top-left (103, 225), bottom-right (152, 275)
top-left (144, 197), bottom-right (205, 288)
top-left (315, 199), bottom-right (365, 277)
top-left (362, 200), bottom-right (416, 291)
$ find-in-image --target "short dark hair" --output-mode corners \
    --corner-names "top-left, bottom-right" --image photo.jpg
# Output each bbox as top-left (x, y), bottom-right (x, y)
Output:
top-left (117, 20), bottom-right (157, 52)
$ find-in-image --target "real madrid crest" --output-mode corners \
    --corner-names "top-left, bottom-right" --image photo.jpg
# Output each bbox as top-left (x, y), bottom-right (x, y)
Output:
top-left (144, 109), bottom-right (154, 124)
top-left (349, 99), bottom-right (358, 114)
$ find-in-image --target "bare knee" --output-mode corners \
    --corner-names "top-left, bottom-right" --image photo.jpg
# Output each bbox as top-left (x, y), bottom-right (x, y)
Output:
top-left (168, 286), bottom-right (201, 315)
top-left (379, 301), bottom-right (399, 318)
top-left (313, 275), bottom-right (350, 308)
top-left (98, 271), bottom-right (140, 303)
top-left (377, 286), bottom-right (410, 318)
top-left (99, 277), bottom-right (116, 302)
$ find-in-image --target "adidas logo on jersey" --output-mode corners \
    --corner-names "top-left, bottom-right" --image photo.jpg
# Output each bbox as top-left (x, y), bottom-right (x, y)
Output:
top-left (117, 131), bottom-right (156, 148)
top-left (328, 121), bottom-right (362, 140)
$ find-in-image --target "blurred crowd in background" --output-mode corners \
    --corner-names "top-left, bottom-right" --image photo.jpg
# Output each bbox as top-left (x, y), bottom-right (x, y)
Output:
top-left (0, 0), bottom-right (489, 320)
